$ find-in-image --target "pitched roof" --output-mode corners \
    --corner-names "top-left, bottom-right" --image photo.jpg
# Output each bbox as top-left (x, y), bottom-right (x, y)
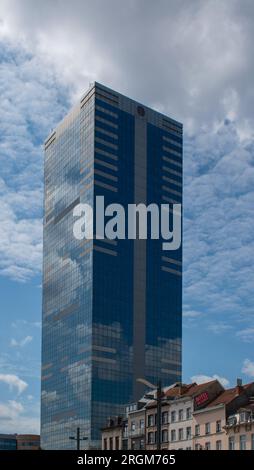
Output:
top-left (183, 380), bottom-right (218, 398)
top-left (206, 383), bottom-right (253, 408)
top-left (146, 380), bottom-right (220, 408)
top-left (164, 383), bottom-right (196, 398)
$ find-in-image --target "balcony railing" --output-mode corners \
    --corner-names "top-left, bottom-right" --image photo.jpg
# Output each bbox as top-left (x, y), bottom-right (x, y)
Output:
top-left (227, 413), bottom-right (254, 426)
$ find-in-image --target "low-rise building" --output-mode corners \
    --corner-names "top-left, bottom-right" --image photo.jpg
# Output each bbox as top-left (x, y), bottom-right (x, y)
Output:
top-left (167, 380), bottom-right (224, 450)
top-left (0, 434), bottom-right (40, 450)
top-left (225, 403), bottom-right (254, 450)
top-left (0, 434), bottom-right (17, 450)
top-left (101, 416), bottom-right (128, 450)
top-left (102, 380), bottom-right (224, 450)
top-left (145, 401), bottom-right (170, 450)
top-left (193, 380), bottom-right (254, 450)
top-left (145, 383), bottom-right (196, 451)
top-left (101, 380), bottom-right (254, 450)
top-left (16, 434), bottom-right (40, 450)
top-left (127, 403), bottom-right (146, 450)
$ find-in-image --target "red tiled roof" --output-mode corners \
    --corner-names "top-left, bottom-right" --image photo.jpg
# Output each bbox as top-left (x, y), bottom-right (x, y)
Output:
top-left (144, 383), bottom-right (188, 407)
top-left (164, 383), bottom-right (196, 398)
top-left (146, 380), bottom-right (220, 408)
top-left (164, 380), bottom-right (219, 398)
top-left (183, 380), bottom-right (218, 397)
top-left (206, 383), bottom-right (253, 408)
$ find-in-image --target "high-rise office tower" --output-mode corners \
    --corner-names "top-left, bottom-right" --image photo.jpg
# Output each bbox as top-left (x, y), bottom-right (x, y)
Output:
top-left (41, 83), bottom-right (183, 449)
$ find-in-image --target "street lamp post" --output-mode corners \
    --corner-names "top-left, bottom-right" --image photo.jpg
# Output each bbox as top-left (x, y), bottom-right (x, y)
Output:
top-left (137, 378), bottom-right (163, 451)
top-left (69, 427), bottom-right (88, 450)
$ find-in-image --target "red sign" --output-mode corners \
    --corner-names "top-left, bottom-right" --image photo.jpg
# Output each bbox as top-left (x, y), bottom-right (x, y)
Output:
top-left (195, 391), bottom-right (209, 407)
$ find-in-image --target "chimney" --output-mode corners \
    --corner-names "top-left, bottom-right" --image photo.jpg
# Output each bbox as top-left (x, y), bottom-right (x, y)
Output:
top-left (236, 378), bottom-right (243, 396)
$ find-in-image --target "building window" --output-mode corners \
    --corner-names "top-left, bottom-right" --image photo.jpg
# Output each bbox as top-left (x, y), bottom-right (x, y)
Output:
top-left (123, 424), bottom-right (128, 438)
top-left (162, 430), bottom-right (168, 443)
top-left (195, 424), bottom-right (200, 436)
top-left (240, 412), bottom-right (246, 423)
top-left (140, 439), bottom-right (145, 450)
top-left (103, 438), bottom-right (107, 450)
top-left (147, 432), bottom-right (154, 445)
top-left (251, 434), bottom-right (254, 451)
top-left (228, 436), bottom-right (235, 450)
top-left (147, 431), bottom-right (157, 445)
top-left (171, 411), bottom-right (176, 423)
top-left (126, 403), bottom-right (137, 413)
top-left (147, 415), bottom-right (154, 427)
top-left (227, 415), bottom-right (237, 426)
top-left (240, 434), bottom-right (246, 450)
top-left (171, 429), bottom-right (176, 442)
top-left (205, 422), bottom-right (210, 435)
top-left (216, 440), bottom-right (222, 450)
top-left (186, 427), bottom-right (192, 440)
top-left (162, 411), bottom-right (168, 425)
top-left (186, 407), bottom-right (192, 419)
top-left (131, 421), bottom-right (136, 432)
top-left (109, 437), bottom-right (113, 450)
top-left (122, 439), bottom-right (128, 450)
top-left (205, 442), bottom-right (211, 450)
top-left (115, 436), bottom-right (119, 450)
top-left (178, 428), bottom-right (183, 441)
top-left (216, 420), bottom-right (221, 433)
top-left (140, 418), bottom-right (144, 431)
top-left (178, 409), bottom-right (183, 421)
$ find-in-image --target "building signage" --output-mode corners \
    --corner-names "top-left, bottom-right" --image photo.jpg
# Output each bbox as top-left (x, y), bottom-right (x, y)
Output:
top-left (195, 391), bottom-right (209, 407)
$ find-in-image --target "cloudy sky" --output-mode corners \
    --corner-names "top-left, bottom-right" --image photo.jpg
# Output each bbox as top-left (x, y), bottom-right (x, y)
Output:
top-left (0, 0), bottom-right (254, 433)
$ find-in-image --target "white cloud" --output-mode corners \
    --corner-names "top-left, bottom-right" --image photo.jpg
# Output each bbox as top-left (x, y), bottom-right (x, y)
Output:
top-left (0, 0), bottom-right (254, 133)
top-left (0, 400), bottom-right (23, 419)
top-left (0, 40), bottom-right (68, 282)
top-left (183, 310), bottom-right (202, 318)
top-left (191, 374), bottom-right (230, 388)
top-left (0, 399), bottom-right (39, 434)
top-left (41, 390), bottom-right (58, 404)
top-left (183, 120), bottom-right (254, 339)
top-left (0, 352), bottom-right (40, 380)
top-left (242, 358), bottom-right (254, 378)
top-left (2, 415), bottom-right (40, 434)
top-left (11, 320), bottom-right (41, 329)
top-left (207, 323), bottom-right (233, 335)
top-left (10, 336), bottom-right (33, 348)
top-left (0, 3), bottom-right (253, 295)
top-left (236, 328), bottom-right (254, 343)
top-left (0, 373), bottom-right (28, 394)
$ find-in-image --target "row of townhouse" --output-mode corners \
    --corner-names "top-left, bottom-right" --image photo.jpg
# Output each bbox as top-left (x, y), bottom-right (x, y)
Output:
top-left (101, 379), bottom-right (254, 450)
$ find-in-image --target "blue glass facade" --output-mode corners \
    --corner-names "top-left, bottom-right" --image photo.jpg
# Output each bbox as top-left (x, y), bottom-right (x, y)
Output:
top-left (0, 435), bottom-right (17, 450)
top-left (146, 123), bottom-right (182, 385)
top-left (41, 83), bottom-right (182, 449)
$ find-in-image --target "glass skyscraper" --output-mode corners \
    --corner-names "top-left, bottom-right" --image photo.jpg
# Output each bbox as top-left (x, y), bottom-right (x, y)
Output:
top-left (41, 83), bottom-right (183, 449)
